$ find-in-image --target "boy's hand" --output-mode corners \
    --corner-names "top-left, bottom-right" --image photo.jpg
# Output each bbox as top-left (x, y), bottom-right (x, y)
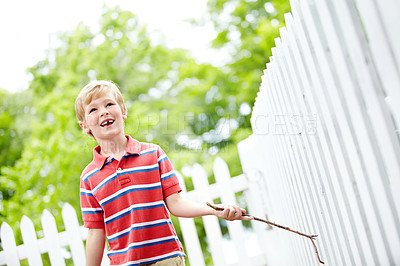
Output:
top-left (210, 203), bottom-right (254, 221)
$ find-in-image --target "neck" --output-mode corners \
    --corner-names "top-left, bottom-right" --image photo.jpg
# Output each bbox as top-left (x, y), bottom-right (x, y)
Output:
top-left (98, 134), bottom-right (127, 161)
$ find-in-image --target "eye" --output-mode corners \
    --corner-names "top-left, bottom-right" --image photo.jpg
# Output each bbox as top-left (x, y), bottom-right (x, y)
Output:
top-left (89, 108), bottom-right (97, 113)
top-left (106, 102), bottom-right (114, 107)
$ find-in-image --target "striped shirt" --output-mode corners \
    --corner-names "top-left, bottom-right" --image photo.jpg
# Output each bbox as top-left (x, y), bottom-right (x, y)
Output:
top-left (80, 135), bottom-right (185, 265)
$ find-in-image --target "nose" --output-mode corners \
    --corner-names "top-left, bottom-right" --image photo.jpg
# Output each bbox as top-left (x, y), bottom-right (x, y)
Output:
top-left (100, 106), bottom-right (110, 117)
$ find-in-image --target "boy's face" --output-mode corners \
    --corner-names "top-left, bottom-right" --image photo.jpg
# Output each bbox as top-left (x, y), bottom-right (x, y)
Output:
top-left (79, 90), bottom-right (126, 141)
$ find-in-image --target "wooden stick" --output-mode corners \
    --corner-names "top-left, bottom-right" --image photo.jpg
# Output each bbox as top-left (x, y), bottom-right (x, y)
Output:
top-left (206, 202), bottom-right (325, 264)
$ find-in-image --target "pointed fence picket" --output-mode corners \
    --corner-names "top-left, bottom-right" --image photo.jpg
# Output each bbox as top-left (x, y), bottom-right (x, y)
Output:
top-left (0, 157), bottom-right (269, 266)
top-left (213, 157), bottom-right (247, 265)
top-left (20, 216), bottom-right (42, 265)
top-left (191, 163), bottom-right (226, 266)
top-left (176, 172), bottom-right (205, 266)
top-left (41, 209), bottom-right (66, 266)
top-left (0, 223), bottom-right (19, 265)
top-left (62, 204), bottom-right (85, 266)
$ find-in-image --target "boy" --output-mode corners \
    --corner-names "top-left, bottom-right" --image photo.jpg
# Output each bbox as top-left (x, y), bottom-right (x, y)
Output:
top-left (75, 80), bottom-right (252, 266)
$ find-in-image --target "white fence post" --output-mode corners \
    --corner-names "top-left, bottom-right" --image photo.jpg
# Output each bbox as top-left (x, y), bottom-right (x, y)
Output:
top-left (175, 171), bottom-right (206, 266)
top-left (62, 203), bottom-right (85, 266)
top-left (191, 163), bottom-right (225, 266)
top-left (213, 157), bottom-right (248, 265)
top-left (41, 210), bottom-right (66, 266)
top-left (237, 135), bottom-right (288, 266)
top-left (0, 222), bottom-right (20, 266)
top-left (20, 216), bottom-right (43, 265)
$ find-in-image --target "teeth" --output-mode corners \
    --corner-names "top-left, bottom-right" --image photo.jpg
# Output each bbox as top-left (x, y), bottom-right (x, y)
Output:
top-left (101, 120), bottom-right (114, 126)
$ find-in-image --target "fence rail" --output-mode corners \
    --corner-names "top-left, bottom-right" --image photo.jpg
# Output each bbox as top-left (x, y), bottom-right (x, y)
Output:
top-left (238, 0), bottom-right (400, 265)
top-left (0, 157), bottom-right (270, 265)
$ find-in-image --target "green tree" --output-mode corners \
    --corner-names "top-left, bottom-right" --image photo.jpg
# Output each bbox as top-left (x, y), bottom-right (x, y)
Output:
top-left (0, 89), bottom-right (33, 222)
top-left (0, 89), bottom-right (32, 170)
top-left (206, 0), bottom-right (290, 132)
top-left (172, 0), bottom-right (291, 178)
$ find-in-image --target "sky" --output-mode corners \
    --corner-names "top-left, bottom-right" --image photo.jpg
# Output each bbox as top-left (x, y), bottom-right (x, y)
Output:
top-left (0, 0), bottom-right (229, 92)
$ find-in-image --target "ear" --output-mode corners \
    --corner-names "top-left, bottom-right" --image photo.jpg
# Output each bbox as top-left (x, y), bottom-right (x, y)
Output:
top-left (79, 121), bottom-right (91, 134)
top-left (123, 114), bottom-right (127, 120)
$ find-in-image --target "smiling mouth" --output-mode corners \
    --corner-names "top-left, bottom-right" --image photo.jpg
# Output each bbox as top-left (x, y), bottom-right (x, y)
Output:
top-left (100, 120), bottom-right (115, 127)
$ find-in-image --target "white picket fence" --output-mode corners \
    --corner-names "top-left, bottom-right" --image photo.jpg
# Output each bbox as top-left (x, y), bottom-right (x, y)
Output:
top-left (0, 157), bottom-right (270, 265)
top-left (238, 0), bottom-right (400, 265)
top-left (0, 204), bottom-right (89, 266)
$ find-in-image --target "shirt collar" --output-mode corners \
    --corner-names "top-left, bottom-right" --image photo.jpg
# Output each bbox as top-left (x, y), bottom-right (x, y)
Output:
top-left (93, 135), bottom-right (140, 169)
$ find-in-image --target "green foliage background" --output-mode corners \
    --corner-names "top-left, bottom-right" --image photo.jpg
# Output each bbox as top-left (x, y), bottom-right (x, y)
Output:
top-left (0, 0), bottom-right (290, 264)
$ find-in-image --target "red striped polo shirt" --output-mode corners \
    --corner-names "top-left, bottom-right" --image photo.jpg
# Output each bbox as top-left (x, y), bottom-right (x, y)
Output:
top-left (80, 135), bottom-right (185, 265)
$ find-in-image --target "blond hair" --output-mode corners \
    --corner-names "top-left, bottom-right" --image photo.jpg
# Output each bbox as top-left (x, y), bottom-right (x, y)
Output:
top-left (75, 80), bottom-right (127, 123)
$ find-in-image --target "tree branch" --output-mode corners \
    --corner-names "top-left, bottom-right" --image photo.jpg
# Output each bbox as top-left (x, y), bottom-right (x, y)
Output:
top-left (206, 202), bottom-right (325, 264)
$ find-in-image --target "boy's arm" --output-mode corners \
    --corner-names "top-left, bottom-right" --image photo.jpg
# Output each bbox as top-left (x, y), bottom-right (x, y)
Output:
top-left (86, 228), bottom-right (106, 266)
top-left (165, 192), bottom-right (253, 221)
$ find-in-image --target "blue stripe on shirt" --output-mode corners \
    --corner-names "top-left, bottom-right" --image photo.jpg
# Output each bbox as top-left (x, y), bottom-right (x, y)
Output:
top-left (93, 165), bottom-right (158, 194)
top-left (105, 203), bottom-right (165, 225)
top-left (158, 157), bottom-right (168, 163)
top-left (161, 172), bottom-right (176, 182)
top-left (93, 173), bottom-right (118, 193)
top-left (108, 238), bottom-right (177, 256)
top-left (122, 166), bottom-right (159, 175)
top-left (108, 220), bottom-right (172, 242)
top-left (82, 210), bottom-right (104, 214)
top-left (140, 149), bottom-right (157, 156)
top-left (80, 191), bottom-right (94, 196)
top-left (83, 169), bottom-right (99, 182)
top-left (101, 184), bottom-right (162, 206)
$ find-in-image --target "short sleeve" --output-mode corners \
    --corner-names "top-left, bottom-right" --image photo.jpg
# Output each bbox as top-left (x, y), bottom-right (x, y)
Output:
top-left (80, 177), bottom-right (105, 229)
top-left (157, 147), bottom-right (182, 198)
